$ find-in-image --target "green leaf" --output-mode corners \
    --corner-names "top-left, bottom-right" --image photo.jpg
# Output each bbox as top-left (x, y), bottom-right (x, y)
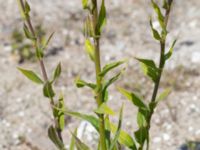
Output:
top-left (95, 103), bottom-right (115, 116)
top-left (36, 46), bottom-right (44, 59)
top-left (24, 1), bottom-right (30, 13)
top-left (58, 93), bottom-right (65, 130)
top-left (18, 67), bottom-right (43, 84)
top-left (82, 0), bottom-right (88, 9)
top-left (75, 76), bottom-right (96, 89)
top-left (83, 16), bottom-right (95, 38)
top-left (43, 32), bottom-right (54, 50)
top-left (150, 19), bottom-right (161, 41)
top-left (69, 129), bottom-right (77, 150)
top-left (97, 0), bottom-right (106, 34)
top-left (48, 125), bottom-right (65, 150)
top-left (102, 70), bottom-right (124, 102)
top-left (85, 39), bottom-right (95, 61)
top-left (137, 111), bottom-right (147, 128)
top-left (136, 58), bottom-right (159, 83)
top-left (109, 105), bottom-right (123, 150)
top-left (118, 87), bottom-right (147, 109)
top-left (108, 121), bottom-right (137, 150)
top-left (134, 127), bottom-right (148, 147)
top-left (99, 60), bottom-right (126, 77)
top-left (43, 81), bottom-right (55, 98)
top-left (165, 39), bottom-right (177, 61)
top-left (63, 110), bottom-right (99, 131)
top-left (151, 0), bottom-right (165, 30)
top-left (23, 24), bottom-right (36, 40)
top-left (53, 62), bottom-right (62, 81)
top-left (71, 133), bottom-right (90, 150)
top-left (156, 88), bottom-right (171, 102)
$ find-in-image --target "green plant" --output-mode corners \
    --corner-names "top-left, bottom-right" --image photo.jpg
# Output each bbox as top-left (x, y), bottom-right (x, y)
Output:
top-left (67, 0), bottom-right (132, 149)
top-left (17, 0), bottom-right (66, 149)
top-left (11, 24), bottom-right (46, 63)
top-left (118, 0), bottom-right (176, 150)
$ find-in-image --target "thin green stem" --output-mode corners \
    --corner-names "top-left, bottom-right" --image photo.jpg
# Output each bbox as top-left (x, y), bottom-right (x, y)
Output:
top-left (146, 1), bottom-right (173, 149)
top-left (18, 0), bottom-right (64, 143)
top-left (92, 0), bottom-right (107, 150)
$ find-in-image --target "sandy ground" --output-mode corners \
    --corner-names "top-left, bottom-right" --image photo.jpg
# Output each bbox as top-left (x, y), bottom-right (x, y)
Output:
top-left (0, 0), bottom-right (200, 150)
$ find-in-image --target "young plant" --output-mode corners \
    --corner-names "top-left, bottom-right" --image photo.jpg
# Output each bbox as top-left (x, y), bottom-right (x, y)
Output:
top-left (17, 0), bottom-right (66, 149)
top-left (64, 0), bottom-right (136, 150)
top-left (11, 24), bottom-right (46, 63)
top-left (119, 0), bottom-right (176, 150)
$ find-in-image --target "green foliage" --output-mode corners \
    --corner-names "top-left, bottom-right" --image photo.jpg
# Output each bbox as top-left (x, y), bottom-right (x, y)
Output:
top-left (17, 0), bottom-right (176, 150)
top-left (18, 67), bottom-right (43, 84)
top-left (48, 126), bottom-right (65, 150)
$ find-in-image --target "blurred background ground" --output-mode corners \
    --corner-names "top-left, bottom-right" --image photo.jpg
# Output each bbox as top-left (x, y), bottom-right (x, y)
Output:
top-left (0, 0), bottom-right (200, 150)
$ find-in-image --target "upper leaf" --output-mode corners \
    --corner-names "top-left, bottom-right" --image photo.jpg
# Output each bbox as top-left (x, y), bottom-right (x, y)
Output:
top-left (85, 39), bottom-right (95, 62)
top-left (53, 62), bottom-right (62, 81)
top-left (18, 67), bottom-right (43, 84)
top-left (97, 0), bottom-right (106, 35)
top-left (43, 81), bottom-right (55, 98)
top-left (164, 39), bottom-right (177, 61)
top-left (151, 0), bottom-right (165, 30)
top-left (150, 19), bottom-right (161, 41)
top-left (136, 58), bottom-right (159, 83)
top-left (118, 87), bottom-right (147, 109)
top-left (99, 60), bottom-right (126, 77)
top-left (94, 103), bottom-right (115, 116)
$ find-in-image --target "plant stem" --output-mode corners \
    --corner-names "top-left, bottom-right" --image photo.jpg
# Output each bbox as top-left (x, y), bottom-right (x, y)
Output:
top-left (18, 0), bottom-right (63, 143)
top-left (92, 0), bottom-right (107, 150)
top-left (146, 1), bottom-right (173, 149)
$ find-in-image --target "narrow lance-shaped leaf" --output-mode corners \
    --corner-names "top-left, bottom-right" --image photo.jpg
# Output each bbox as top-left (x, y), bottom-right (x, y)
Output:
top-left (102, 69), bottom-right (125, 102)
top-left (137, 111), bottom-right (147, 128)
top-left (53, 62), bottom-right (62, 81)
top-left (165, 39), bottom-right (177, 61)
top-left (151, 0), bottom-right (165, 30)
top-left (107, 120), bottom-right (137, 150)
top-left (156, 88), bottom-right (171, 102)
top-left (94, 103), bottom-right (115, 116)
top-left (109, 105), bottom-right (124, 150)
top-left (24, 0), bottom-right (31, 17)
top-left (97, 0), bottom-right (106, 34)
top-left (23, 24), bottom-right (36, 40)
top-left (71, 133), bottom-right (90, 150)
top-left (150, 19), bottom-right (161, 41)
top-left (43, 32), bottom-right (54, 50)
top-left (134, 127), bottom-right (148, 148)
top-left (118, 87), bottom-right (147, 109)
top-left (136, 58), bottom-right (159, 83)
top-left (85, 39), bottom-right (95, 61)
top-left (70, 129), bottom-right (77, 150)
top-left (63, 110), bottom-right (99, 131)
top-left (99, 60), bottom-right (126, 77)
top-left (48, 125), bottom-right (65, 150)
top-left (43, 81), bottom-right (55, 98)
top-left (18, 67), bottom-right (43, 84)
